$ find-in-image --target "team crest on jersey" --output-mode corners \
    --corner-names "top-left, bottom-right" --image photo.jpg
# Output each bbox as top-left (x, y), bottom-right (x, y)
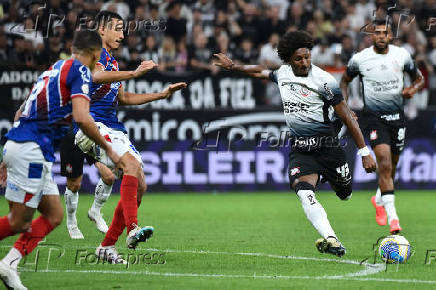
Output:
top-left (66, 163), bottom-right (72, 173)
top-left (290, 167), bottom-right (300, 176)
top-left (370, 130), bottom-right (377, 140)
top-left (299, 86), bottom-right (310, 97)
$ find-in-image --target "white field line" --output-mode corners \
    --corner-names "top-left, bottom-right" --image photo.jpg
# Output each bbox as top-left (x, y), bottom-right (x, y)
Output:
top-left (4, 245), bottom-right (436, 284)
top-left (19, 268), bottom-right (436, 285)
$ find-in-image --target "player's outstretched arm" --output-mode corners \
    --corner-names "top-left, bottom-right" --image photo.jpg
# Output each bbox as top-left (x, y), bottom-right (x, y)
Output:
top-left (92, 60), bottom-right (158, 84)
top-left (117, 82), bottom-right (187, 105)
top-left (213, 53), bottom-right (271, 80)
top-left (334, 100), bottom-right (377, 173)
top-left (72, 97), bottom-right (120, 166)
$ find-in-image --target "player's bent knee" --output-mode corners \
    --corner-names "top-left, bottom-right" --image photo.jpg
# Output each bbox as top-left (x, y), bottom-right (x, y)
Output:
top-left (67, 177), bottom-right (82, 192)
top-left (294, 181), bottom-right (315, 193)
top-left (9, 219), bottom-right (32, 233)
top-left (101, 174), bottom-right (115, 186)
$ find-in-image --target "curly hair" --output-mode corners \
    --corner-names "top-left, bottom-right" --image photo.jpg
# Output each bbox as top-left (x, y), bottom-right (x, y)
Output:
top-left (277, 31), bottom-right (314, 63)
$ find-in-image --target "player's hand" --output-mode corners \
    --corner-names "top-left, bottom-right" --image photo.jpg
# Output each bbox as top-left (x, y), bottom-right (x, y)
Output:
top-left (162, 82), bottom-right (187, 99)
top-left (350, 110), bottom-right (358, 121)
top-left (213, 53), bottom-right (234, 70)
top-left (0, 162), bottom-right (6, 188)
top-left (133, 60), bottom-right (158, 77)
top-left (402, 86), bottom-right (418, 99)
top-left (362, 155), bottom-right (377, 173)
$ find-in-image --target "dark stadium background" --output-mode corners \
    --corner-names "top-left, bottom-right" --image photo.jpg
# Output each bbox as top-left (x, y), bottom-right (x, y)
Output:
top-left (0, 0), bottom-right (435, 193)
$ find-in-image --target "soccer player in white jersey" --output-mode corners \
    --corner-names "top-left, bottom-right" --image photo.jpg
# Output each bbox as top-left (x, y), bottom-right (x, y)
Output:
top-left (341, 19), bottom-right (424, 234)
top-left (214, 30), bottom-right (377, 257)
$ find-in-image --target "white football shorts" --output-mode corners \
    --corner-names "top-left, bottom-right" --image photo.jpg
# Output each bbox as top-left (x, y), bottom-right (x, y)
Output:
top-left (75, 122), bottom-right (142, 170)
top-left (3, 140), bottom-right (59, 209)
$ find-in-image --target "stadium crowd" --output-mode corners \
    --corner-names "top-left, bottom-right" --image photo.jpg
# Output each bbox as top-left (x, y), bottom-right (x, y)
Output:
top-left (0, 0), bottom-right (435, 107)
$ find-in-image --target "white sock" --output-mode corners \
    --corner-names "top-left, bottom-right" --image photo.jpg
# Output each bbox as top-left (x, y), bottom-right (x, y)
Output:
top-left (65, 188), bottom-right (79, 226)
top-left (297, 189), bottom-right (336, 239)
top-left (381, 193), bottom-right (399, 224)
top-left (91, 179), bottom-right (113, 213)
top-left (375, 187), bottom-right (383, 205)
top-left (2, 248), bottom-right (22, 270)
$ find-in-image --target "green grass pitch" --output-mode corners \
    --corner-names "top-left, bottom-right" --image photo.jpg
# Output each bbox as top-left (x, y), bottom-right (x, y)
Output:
top-left (1, 190), bottom-right (436, 289)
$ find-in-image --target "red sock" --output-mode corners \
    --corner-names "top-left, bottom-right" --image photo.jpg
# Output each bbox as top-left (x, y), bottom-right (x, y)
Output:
top-left (120, 175), bottom-right (138, 233)
top-left (14, 216), bottom-right (54, 256)
top-left (0, 216), bottom-right (14, 240)
top-left (101, 200), bottom-right (125, 247)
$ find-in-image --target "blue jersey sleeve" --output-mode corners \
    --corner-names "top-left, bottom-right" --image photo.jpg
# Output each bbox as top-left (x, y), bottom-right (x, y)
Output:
top-left (68, 62), bottom-right (92, 101)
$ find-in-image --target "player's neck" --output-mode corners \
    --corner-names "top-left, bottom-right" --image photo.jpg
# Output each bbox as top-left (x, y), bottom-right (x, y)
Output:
top-left (103, 43), bottom-right (112, 53)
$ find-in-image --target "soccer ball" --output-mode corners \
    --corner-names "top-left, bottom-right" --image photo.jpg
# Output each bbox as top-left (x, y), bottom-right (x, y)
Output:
top-left (378, 235), bottom-right (411, 264)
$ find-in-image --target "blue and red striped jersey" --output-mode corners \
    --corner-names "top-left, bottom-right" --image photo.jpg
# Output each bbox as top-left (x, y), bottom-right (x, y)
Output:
top-left (6, 58), bottom-right (91, 162)
top-left (89, 48), bottom-right (125, 132)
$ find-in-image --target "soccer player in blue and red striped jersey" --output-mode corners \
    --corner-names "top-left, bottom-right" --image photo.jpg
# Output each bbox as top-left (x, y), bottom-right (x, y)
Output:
top-left (0, 30), bottom-right (120, 290)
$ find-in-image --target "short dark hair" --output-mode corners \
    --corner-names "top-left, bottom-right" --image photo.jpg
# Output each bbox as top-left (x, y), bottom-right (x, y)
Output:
top-left (95, 10), bottom-right (123, 30)
top-left (72, 30), bottom-right (102, 53)
top-left (372, 18), bottom-right (392, 30)
top-left (277, 30), bottom-right (314, 63)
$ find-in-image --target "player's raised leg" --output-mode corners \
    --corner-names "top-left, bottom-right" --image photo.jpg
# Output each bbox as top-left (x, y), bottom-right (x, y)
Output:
top-left (88, 162), bottom-right (115, 233)
top-left (373, 144), bottom-right (401, 233)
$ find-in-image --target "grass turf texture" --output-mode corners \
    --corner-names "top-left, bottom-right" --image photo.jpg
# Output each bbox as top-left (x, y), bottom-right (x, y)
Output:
top-left (1, 190), bottom-right (435, 289)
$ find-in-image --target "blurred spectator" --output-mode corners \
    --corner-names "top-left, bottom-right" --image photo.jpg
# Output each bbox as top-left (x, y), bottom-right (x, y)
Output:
top-left (165, 2), bottom-right (187, 43)
top-left (194, 0), bottom-right (215, 38)
top-left (142, 35), bottom-right (159, 63)
top-left (311, 38), bottom-right (335, 67)
top-left (340, 34), bottom-right (354, 64)
top-left (159, 37), bottom-right (177, 71)
top-left (101, 0), bottom-right (130, 20)
top-left (313, 10), bottom-right (333, 40)
top-left (0, 0), bottom-right (432, 100)
top-left (188, 32), bottom-right (215, 73)
top-left (263, 6), bottom-right (287, 40)
top-left (234, 38), bottom-right (258, 64)
top-left (175, 40), bottom-right (188, 72)
top-left (429, 36), bottom-right (436, 67)
top-left (237, 4), bottom-right (262, 46)
top-left (216, 33), bottom-right (233, 59)
top-left (0, 34), bottom-right (8, 64)
top-left (264, 0), bottom-right (289, 21)
top-left (259, 33), bottom-right (281, 68)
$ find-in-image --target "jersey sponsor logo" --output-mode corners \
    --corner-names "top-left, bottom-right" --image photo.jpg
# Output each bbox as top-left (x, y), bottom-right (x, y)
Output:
top-left (283, 101), bottom-right (310, 114)
top-left (380, 113), bottom-right (400, 121)
top-left (370, 130), bottom-right (377, 140)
